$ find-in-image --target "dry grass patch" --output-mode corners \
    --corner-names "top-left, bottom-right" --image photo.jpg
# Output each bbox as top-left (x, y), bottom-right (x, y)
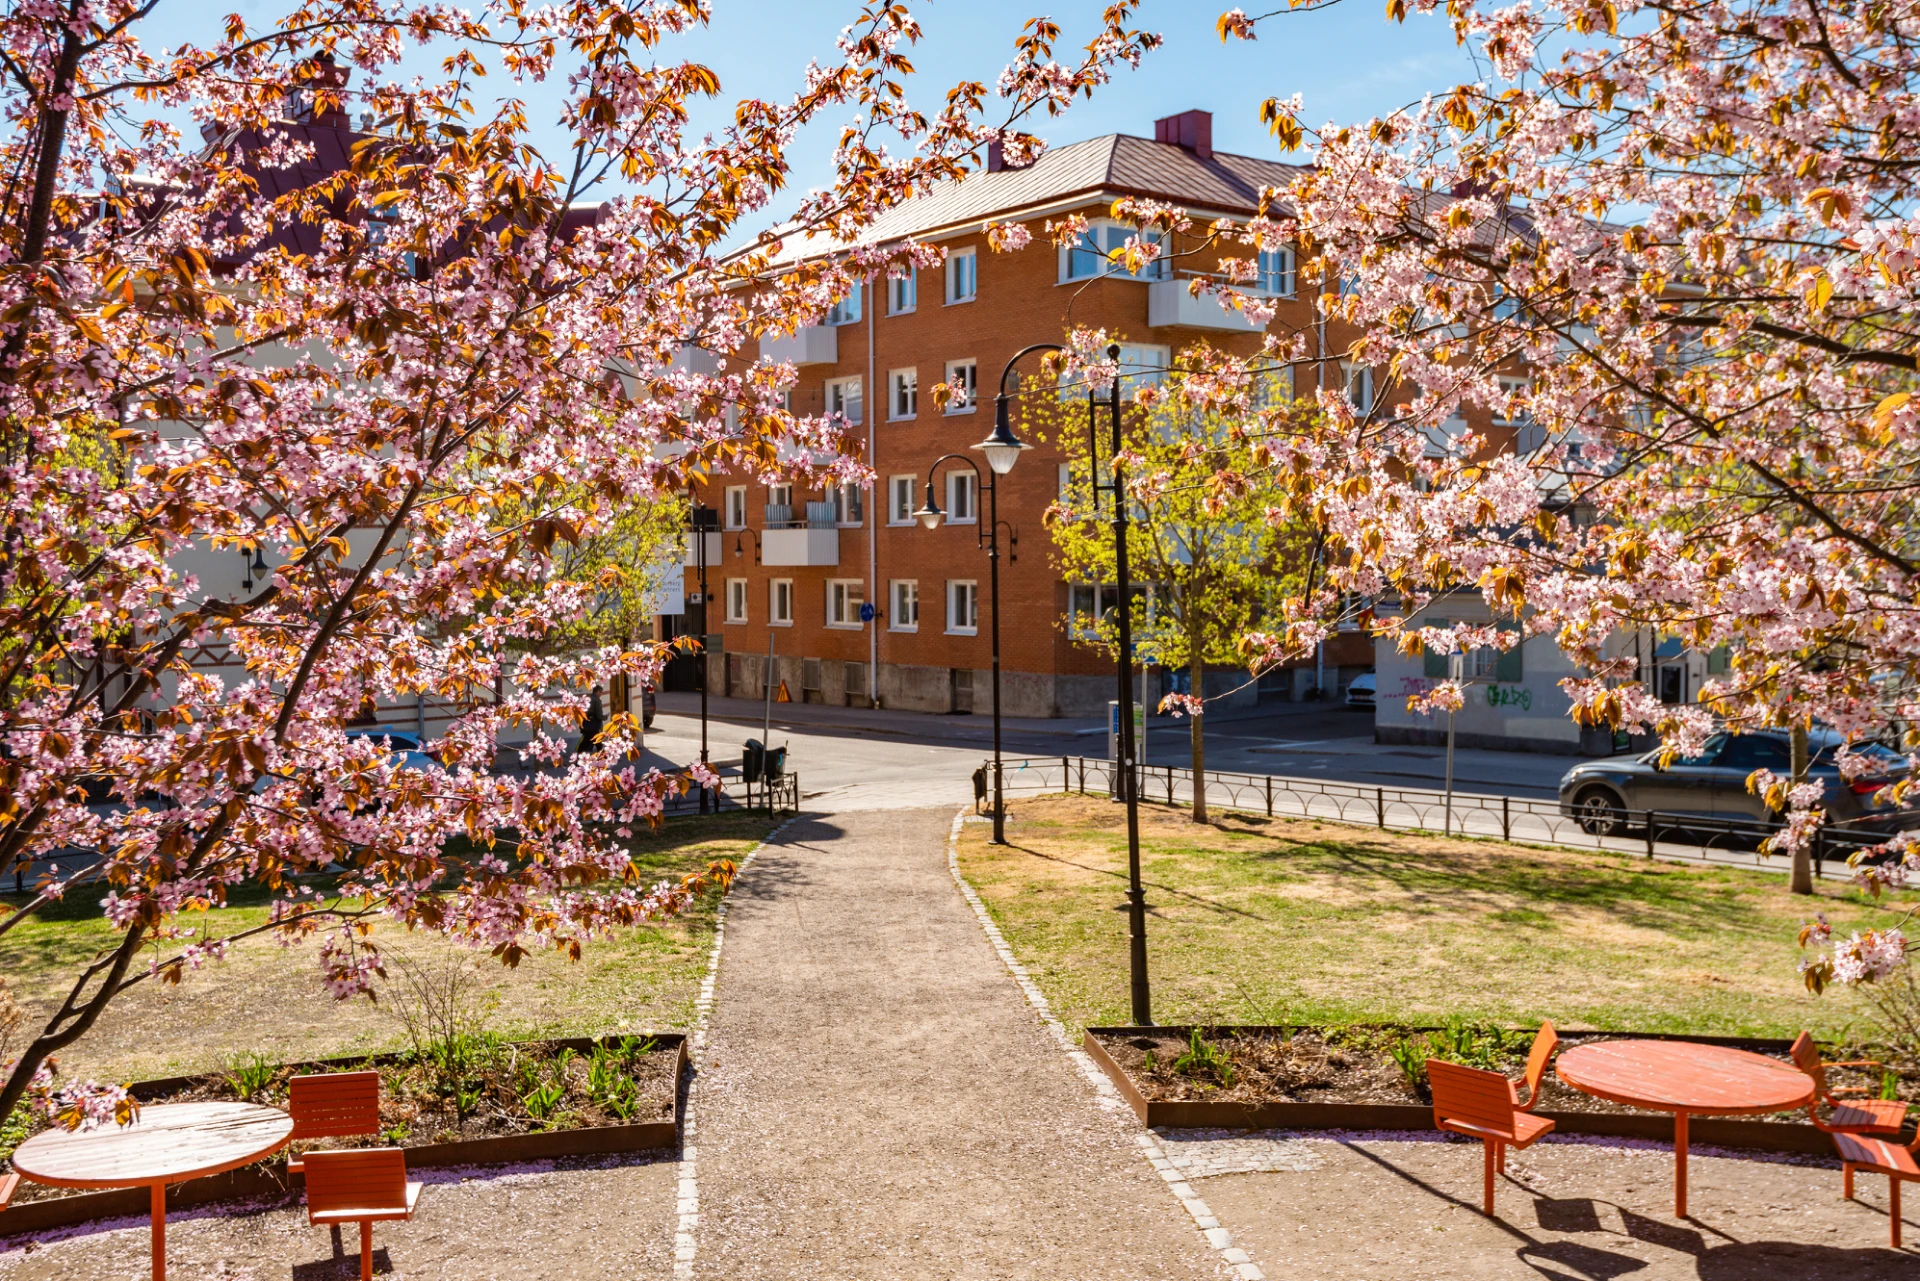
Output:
top-left (957, 794), bottom-right (1911, 1040)
top-left (1, 813), bottom-right (772, 1084)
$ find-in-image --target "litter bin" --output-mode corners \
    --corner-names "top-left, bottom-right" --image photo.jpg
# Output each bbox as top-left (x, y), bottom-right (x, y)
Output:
top-left (742, 738), bottom-right (764, 785)
top-left (764, 745), bottom-right (787, 779)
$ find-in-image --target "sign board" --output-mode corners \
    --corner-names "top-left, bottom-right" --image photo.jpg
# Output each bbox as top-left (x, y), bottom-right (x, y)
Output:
top-left (1448, 652), bottom-right (1464, 683)
top-left (858, 602), bottom-right (876, 623)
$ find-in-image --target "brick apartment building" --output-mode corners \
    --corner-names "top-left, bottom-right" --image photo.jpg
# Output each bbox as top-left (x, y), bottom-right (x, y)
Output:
top-left (670, 110), bottom-right (1483, 719)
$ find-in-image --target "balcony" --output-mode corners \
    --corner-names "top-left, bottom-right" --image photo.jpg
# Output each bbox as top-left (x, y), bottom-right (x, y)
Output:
top-left (762, 324), bottom-right (838, 366)
top-left (759, 502), bottom-right (841, 565)
top-left (1147, 278), bottom-right (1264, 333)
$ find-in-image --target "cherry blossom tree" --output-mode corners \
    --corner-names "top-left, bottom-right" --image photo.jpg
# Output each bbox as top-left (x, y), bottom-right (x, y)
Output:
top-left (0, 0), bottom-right (1156, 1121)
top-left (1058, 1), bottom-right (1920, 976)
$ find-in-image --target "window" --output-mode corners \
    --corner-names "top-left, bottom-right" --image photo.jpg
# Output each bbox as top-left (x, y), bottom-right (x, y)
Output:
top-left (947, 580), bottom-right (978, 634)
top-left (826, 579), bottom-right (866, 628)
top-left (1250, 363), bottom-right (1294, 408)
top-left (944, 359), bottom-right (977, 413)
top-left (889, 368), bottom-right (917, 420)
top-left (1060, 220), bottom-right (1169, 283)
top-left (1068, 343), bottom-right (1169, 401)
top-left (769, 579), bottom-right (794, 626)
top-left (889, 475), bottom-right (918, 525)
top-left (1472, 635), bottom-right (1524, 683)
top-left (765, 481), bottom-right (794, 526)
top-left (1068, 582), bottom-right (1108, 639)
top-left (890, 579), bottom-right (919, 631)
top-left (1343, 361), bottom-right (1374, 414)
top-left (1257, 246), bottom-right (1295, 296)
top-left (946, 248), bottom-right (977, 303)
top-left (723, 486), bottom-right (747, 530)
top-left (824, 375), bottom-right (863, 425)
top-left (1719, 736), bottom-right (1791, 772)
top-left (1058, 462), bottom-right (1072, 498)
top-left (830, 482), bottom-right (863, 526)
top-left (888, 269), bottom-right (917, 315)
top-left (826, 284), bottom-right (862, 326)
top-left (945, 470), bottom-right (977, 523)
top-left (725, 578), bottom-right (749, 624)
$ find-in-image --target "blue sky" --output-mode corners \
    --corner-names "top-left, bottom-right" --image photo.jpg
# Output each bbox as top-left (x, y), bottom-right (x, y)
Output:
top-left (140, 0), bottom-right (1479, 210)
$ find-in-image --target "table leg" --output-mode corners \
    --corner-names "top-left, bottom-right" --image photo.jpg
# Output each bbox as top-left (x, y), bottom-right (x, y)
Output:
top-left (151, 1182), bottom-right (166, 1281)
top-left (1673, 1111), bottom-right (1689, 1218)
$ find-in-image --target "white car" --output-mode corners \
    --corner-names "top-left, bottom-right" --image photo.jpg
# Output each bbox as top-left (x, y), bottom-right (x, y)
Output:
top-left (1345, 672), bottom-right (1376, 709)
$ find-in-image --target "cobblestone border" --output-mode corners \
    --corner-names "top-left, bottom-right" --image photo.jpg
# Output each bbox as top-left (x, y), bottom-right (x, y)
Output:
top-left (674, 817), bottom-right (795, 1281)
top-left (945, 812), bottom-right (1266, 1281)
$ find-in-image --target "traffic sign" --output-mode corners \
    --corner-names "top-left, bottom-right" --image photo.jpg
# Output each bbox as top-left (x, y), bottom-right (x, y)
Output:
top-left (858, 602), bottom-right (876, 623)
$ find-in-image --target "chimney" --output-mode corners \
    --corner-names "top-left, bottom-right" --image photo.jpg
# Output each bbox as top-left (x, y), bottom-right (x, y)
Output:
top-left (1154, 110), bottom-right (1213, 160)
top-left (986, 136), bottom-right (1037, 173)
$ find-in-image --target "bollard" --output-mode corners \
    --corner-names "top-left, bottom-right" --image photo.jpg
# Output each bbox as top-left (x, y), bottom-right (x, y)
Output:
top-left (1376, 787), bottom-right (1385, 829)
top-left (1265, 775), bottom-right (1273, 817)
top-left (1501, 796), bottom-right (1511, 842)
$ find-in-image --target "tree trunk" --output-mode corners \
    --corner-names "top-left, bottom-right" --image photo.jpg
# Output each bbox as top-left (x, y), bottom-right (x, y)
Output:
top-left (1789, 720), bottom-right (1814, 895)
top-left (1189, 650), bottom-right (1207, 823)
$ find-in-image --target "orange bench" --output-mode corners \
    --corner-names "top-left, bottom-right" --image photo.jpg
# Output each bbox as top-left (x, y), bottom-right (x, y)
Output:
top-left (1429, 1058), bottom-right (1556, 1216)
top-left (0, 1169), bottom-right (17, 1210)
top-left (1833, 1132), bottom-right (1920, 1248)
top-left (286, 1071), bottom-right (381, 1173)
top-left (1791, 1032), bottom-right (1908, 1137)
top-left (1513, 1021), bottom-right (1558, 1113)
top-left (301, 1147), bottom-right (422, 1281)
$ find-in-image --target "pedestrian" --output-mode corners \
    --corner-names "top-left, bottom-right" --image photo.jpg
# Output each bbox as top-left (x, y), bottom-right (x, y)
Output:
top-left (578, 684), bottom-right (606, 755)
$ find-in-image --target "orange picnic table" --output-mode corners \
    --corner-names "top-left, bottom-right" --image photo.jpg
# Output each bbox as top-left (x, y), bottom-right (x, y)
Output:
top-left (1556, 1039), bottom-right (1813, 1218)
top-left (11, 1101), bottom-right (293, 1281)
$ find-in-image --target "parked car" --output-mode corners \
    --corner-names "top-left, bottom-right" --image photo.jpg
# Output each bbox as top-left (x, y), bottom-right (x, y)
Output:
top-left (1557, 729), bottom-right (1917, 837)
top-left (343, 727), bottom-right (438, 771)
top-left (1345, 672), bottom-right (1376, 710)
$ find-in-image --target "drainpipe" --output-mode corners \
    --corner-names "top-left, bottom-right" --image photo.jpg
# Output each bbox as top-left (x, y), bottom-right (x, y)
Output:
top-left (867, 276), bottom-right (879, 706)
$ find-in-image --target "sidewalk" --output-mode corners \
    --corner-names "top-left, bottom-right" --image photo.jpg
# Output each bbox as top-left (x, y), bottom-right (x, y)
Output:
top-left (689, 809), bottom-right (1227, 1279)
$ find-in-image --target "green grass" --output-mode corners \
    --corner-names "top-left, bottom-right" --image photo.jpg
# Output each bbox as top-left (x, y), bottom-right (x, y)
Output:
top-left (958, 794), bottom-right (1912, 1042)
top-left (0, 813), bottom-right (772, 1084)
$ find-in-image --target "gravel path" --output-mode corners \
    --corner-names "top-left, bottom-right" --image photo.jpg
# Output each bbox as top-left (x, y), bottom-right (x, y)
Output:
top-left (690, 808), bottom-right (1227, 1280)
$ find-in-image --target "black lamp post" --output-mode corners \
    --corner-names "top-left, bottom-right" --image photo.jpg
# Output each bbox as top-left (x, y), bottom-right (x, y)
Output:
top-left (1084, 341), bottom-right (1150, 1026)
top-left (691, 503), bottom-right (717, 812)
top-left (912, 348), bottom-right (1040, 845)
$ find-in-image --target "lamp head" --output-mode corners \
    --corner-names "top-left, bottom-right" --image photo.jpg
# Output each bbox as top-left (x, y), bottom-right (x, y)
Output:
top-left (913, 479), bottom-right (944, 530)
top-left (974, 408), bottom-right (1031, 477)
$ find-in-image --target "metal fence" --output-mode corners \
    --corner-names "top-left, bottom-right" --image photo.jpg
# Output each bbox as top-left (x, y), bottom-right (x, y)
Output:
top-left (661, 771), bottom-right (799, 817)
top-left (989, 756), bottom-right (1902, 876)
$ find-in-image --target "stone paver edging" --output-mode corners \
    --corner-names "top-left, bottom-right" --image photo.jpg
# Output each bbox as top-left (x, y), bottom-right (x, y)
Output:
top-left (944, 812), bottom-right (1266, 1281)
top-left (674, 817), bottom-right (794, 1281)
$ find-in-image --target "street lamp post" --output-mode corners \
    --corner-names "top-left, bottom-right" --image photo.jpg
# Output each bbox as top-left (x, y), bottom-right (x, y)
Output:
top-left (692, 503), bottom-right (715, 812)
top-left (1084, 342), bottom-right (1151, 1026)
top-left (912, 346), bottom-right (1043, 845)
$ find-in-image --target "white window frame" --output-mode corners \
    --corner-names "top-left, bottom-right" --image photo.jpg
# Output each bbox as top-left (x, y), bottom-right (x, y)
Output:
top-left (824, 375), bottom-right (863, 426)
top-left (890, 579), bottom-right (919, 632)
top-left (1256, 246), bottom-right (1296, 297)
top-left (1492, 374), bottom-right (1533, 427)
top-left (944, 359), bottom-right (977, 415)
top-left (945, 248), bottom-right (977, 304)
top-left (831, 482), bottom-right (864, 527)
top-left (1067, 582), bottom-right (1108, 640)
top-left (888, 475), bottom-right (918, 525)
top-left (889, 367), bottom-right (917, 421)
top-left (888, 269), bottom-right (917, 315)
top-left (1058, 219), bottom-right (1170, 284)
top-left (826, 284), bottom-right (862, 326)
top-left (769, 578), bottom-right (794, 626)
top-left (826, 579), bottom-right (866, 629)
top-left (946, 579), bottom-right (979, 635)
top-left (945, 470), bottom-right (978, 524)
top-left (725, 578), bottom-right (749, 624)
top-left (1066, 343), bottom-right (1168, 401)
top-left (1342, 360), bottom-right (1374, 414)
top-left (723, 485), bottom-right (747, 531)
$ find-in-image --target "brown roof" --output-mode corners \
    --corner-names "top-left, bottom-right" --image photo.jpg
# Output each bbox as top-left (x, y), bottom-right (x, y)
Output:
top-left (779, 133), bottom-right (1307, 258)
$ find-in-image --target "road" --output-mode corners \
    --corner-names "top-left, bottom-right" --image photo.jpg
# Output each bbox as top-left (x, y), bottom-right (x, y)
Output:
top-left (642, 691), bottom-right (1579, 809)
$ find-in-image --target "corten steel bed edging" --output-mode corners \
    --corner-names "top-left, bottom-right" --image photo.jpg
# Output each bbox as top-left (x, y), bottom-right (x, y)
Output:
top-left (1083, 1027), bottom-right (1836, 1157)
top-left (1, 1035), bottom-right (686, 1238)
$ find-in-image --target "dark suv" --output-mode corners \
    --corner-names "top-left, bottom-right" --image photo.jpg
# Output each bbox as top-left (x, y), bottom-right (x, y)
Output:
top-left (1557, 730), bottom-right (1916, 837)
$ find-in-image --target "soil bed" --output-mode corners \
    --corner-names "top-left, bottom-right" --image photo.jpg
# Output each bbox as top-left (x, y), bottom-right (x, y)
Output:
top-left (4, 1033), bottom-right (682, 1208)
top-left (1094, 1025), bottom-right (1913, 1123)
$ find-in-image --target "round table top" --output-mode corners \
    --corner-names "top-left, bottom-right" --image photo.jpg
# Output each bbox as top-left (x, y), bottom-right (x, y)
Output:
top-left (11, 1101), bottom-right (293, 1190)
top-left (1556, 1040), bottom-right (1814, 1116)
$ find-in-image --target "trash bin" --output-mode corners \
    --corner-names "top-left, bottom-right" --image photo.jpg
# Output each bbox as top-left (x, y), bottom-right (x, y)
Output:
top-left (764, 745), bottom-right (787, 779)
top-left (742, 739), bottom-right (764, 784)
top-left (971, 767), bottom-right (988, 810)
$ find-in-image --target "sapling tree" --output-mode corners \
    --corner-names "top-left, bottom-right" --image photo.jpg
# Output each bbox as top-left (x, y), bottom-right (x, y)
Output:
top-left (0, 0), bottom-right (1157, 1121)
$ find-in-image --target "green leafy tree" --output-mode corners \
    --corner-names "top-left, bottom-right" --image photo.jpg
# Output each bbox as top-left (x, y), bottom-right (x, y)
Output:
top-left (1032, 362), bottom-right (1312, 821)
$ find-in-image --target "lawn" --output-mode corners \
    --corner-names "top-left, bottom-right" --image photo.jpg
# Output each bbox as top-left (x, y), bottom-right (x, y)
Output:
top-left (956, 794), bottom-right (1914, 1042)
top-left (0, 813), bottom-right (773, 1084)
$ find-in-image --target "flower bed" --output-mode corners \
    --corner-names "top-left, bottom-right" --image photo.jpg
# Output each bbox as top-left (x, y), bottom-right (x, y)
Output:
top-left (1086, 1024), bottom-right (1914, 1154)
top-left (0, 1033), bottom-right (684, 1235)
